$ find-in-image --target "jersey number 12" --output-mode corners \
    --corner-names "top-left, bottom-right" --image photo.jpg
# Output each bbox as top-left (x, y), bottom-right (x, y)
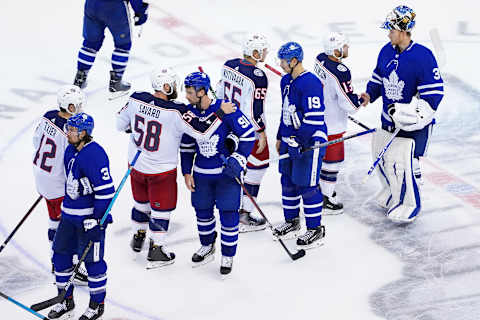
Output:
top-left (33, 134), bottom-right (57, 173)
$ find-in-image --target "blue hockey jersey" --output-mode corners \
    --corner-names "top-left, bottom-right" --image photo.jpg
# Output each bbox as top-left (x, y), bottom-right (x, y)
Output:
top-left (366, 41), bottom-right (444, 128)
top-left (62, 142), bottom-right (115, 222)
top-left (180, 99), bottom-right (255, 177)
top-left (276, 71), bottom-right (328, 148)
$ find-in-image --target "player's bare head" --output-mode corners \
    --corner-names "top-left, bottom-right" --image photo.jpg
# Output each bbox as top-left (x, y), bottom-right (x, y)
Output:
top-left (151, 67), bottom-right (180, 100)
top-left (57, 85), bottom-right (86, 116)
top-left (324, 32), bottom-right (349, 60)
top-left (277, 42), bottom-right (304, 74)
top-left (382, 5), bottom-right (415, 45)
top-left (243, 33), bottom-right (270, 62)
top-left (67, 112), bottom-right (94, 147)
top-left (184, 72), bottom-right (210, 106)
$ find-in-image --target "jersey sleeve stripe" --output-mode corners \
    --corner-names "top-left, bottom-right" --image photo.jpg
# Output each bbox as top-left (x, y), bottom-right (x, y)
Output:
top-left (95, 193), bottom-right (115, 200)
top-left (93, 182), bottom-right (114, 191)
top-left (240, 127), bottom-right (255, 137)
top-left (369, 78), bottom-right (382, 85)
top-left (372, 72), bottom-right (382, 81)
top-left (303, 119), bottom-right (325, 126)
top-left (239, 137), bottom-right (255, 141)
top-left (417, 83), bottom-right (444, 90)
top-left (304, 111), bottom-right (325, 117)
top-left (419, 90), bottom-right (444, 96)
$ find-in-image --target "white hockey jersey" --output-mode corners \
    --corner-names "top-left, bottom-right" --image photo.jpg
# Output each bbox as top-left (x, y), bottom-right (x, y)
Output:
top-left (116, 92), bottom-right (223, 174)
top-left (216, 58), bottom-right (268, 138)
top-left (313, 53), bottom-right (362, 135)
top-left (32, 110), bottom-right (69, 200)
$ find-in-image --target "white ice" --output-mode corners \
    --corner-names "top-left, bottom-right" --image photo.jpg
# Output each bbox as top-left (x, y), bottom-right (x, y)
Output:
top-left (1, 0), bottom-right (479, 319)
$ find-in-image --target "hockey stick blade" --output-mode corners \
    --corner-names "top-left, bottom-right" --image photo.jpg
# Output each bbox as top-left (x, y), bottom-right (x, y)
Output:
top-left (30, 295), bottom-right (63, 312)
top-left (291, 249), bottom-right (306, 260)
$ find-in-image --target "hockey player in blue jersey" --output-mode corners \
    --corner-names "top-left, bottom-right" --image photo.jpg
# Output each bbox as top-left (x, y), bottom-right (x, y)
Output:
top-left (361, 5), bottom-right (444, 223)
top-left (180, 72), bottom-right (255, 276)
top-left (48, 113), bottom-right (115, 320)
top-left (273, 42), bottom-right (327, 249)
top-left (73, 0), bottom-right (149, 93)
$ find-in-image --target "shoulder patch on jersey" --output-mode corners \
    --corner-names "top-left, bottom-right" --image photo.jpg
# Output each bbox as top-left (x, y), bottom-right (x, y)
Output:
top-left (254, 68), bottom-right (264, 77)
top-left (337, 64), bottom-right (348, 72)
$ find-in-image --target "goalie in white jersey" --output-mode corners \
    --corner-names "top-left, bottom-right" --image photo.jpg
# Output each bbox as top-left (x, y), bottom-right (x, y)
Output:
top-left (313, 32), bottom-right (363, 214)
top-left (216, 33), bottom-right (270, 232)
top-left (116, 68), bottom-right (235, 269)
top-left (32, 85), bottom-right (88, 284)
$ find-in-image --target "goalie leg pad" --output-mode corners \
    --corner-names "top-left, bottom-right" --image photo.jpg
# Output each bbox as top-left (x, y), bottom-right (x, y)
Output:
top-left (371, 129), bottom-right (393, 209)
top-left (383, 137), bottom-right (421, 223)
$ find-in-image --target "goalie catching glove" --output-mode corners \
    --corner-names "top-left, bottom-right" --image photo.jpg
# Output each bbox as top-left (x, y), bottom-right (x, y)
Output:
top-left (388, 97), bottom-right (435, 132)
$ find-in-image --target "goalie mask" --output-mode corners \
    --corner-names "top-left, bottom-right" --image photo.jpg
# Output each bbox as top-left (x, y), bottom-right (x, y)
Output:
top-left (381, 5), bottom-right (416, 32)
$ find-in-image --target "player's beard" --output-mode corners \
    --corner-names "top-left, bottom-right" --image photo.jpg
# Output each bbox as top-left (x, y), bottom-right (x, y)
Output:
top-left (167, 89), bottom-right (178, 100)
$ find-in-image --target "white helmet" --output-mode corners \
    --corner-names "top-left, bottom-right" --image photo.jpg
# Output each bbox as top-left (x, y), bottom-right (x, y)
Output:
top-left (151, 67), bottom-right (180, 95)
top-left (242, 33), bottom-right (270, 61)
top-left (324, 32), bottom-right (349, 58)
top-left (57, 85), bottom-right (85, 115)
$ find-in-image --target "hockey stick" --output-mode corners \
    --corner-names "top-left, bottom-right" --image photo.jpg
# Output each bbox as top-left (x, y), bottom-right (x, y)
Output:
top-left (361, 128), bottom-right (400, 184)
top-left (0, 291), bottom-right (48, 319)
top-left (31, 150), bottom-right (142, 312)
top-left (0, 195), bottom-right (42, 253)
top-left (219, 155), bottom-right (305, 261)
top-left (429, 28), bottom-right (446, 69)
top-left (259, 128), bottom-right (376, 165)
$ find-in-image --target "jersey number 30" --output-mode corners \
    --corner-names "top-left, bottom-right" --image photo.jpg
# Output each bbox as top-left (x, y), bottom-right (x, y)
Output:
top-left (133, 114), bottom-right (163, 152)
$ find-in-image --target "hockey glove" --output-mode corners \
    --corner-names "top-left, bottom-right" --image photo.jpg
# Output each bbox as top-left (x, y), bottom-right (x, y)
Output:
top-left (66, 174), bottom-right (93, 200)
top-left (225, 133), bottom-right (239, 154)
top-left (223, 152), bottom-right (247, 180)
top-left (134, 2), bottom-right (149, 26)
top-left (287, 136), bottom-right (302, 160)
top-left (389, 98), bottom-right (435, 132)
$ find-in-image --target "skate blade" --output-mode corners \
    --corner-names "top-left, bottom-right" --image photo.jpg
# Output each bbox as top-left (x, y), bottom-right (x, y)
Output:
top-left (322, 208), bottom-right (344, 216)
top-left (239, 224), bottom-right (267, 233)
top-left (272, 230), bottom-right (300, 241)
top-left (220, 273), bottom-right (231, 280)
top-left (192, 254), bottom-right (215, 268)
top-left (297, 239), bottom-right (324, 250)
top-left (146, 259), bottom-right (175, 270)
top-left (108, 90), bottom-right (130, 101)
top-left (57, 311), bottom-right (75, 320)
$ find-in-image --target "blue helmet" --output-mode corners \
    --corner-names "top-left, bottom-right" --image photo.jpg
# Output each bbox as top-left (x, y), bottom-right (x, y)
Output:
top-left (67, 112), bottom-right (94, 136)
top-left (184, 72), bottom-right (210, 93)
top-left (381, 5), bottom-right (416, 32)
top-left (277, 42), bottom-right (304, 63)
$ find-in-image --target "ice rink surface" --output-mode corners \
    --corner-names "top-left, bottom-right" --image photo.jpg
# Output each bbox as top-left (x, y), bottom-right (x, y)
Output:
top-left (1, 0), bottom-right (479, 319)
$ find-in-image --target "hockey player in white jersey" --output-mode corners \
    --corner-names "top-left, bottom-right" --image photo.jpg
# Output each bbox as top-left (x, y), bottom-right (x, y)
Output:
top-left (32, 85), bottom-right (88, 285)
top-left (116, 68), bottom-right (235, 269)
top-left (216, 33), bottom-right (270, 232)
top-left (361, 6), bottom-right (444, 223)
top-left (313, 32), bottom-right (363, 214)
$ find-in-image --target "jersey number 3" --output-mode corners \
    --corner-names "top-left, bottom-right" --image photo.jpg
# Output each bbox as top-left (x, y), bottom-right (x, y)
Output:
top-left (133, 114), bottom-right (163, 152)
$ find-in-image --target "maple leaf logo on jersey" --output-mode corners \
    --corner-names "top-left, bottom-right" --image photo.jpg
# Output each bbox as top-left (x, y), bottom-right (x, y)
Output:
top-left (383, 70), bottom-right (404, 101)
top-left (198, 134), bottom-right (219, 158)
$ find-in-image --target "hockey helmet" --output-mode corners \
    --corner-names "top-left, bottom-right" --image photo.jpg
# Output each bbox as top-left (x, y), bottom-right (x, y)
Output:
top-left (151, 67), bottom-right (181, 95)
top-left (57, 85), bottom-right (85, 115)
top-left (184, 72), bottom-right (210, 93)
top-left (324, 32), bottom-right (349, 57)
top-left (243, 33), bottom-right (270, 61)
top-left (67, 112), bottom-right (94, 136)
top-left (277, 41), bottom-right (304, 63)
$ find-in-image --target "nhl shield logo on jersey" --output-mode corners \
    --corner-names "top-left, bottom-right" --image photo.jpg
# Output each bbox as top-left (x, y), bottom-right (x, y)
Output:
top-left (198, 134), bottom-right (219, 158)
top-left (254, 68), bottom-right (264, 77)
top-left (337, 64), bottom-right (348, 72)
top-left (383, 70), bottom-right (405, 101)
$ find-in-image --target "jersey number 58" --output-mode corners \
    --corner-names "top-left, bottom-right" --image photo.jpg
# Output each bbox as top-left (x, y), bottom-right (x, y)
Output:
top-left (133, 114), bottom-right (163, 152)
